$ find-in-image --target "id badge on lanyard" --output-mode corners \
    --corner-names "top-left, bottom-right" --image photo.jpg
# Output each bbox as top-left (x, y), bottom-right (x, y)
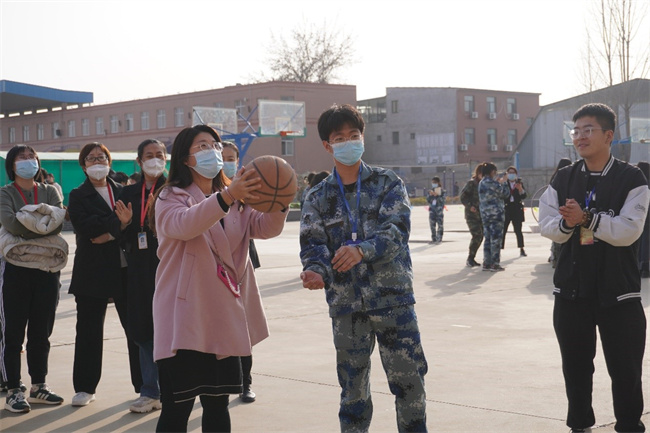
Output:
top-left (138, 182), bottom-right (153, 249)
top-left (580, 185), bottom-right (596, 246)
top-left (335, 166), bottom-right (362, 247)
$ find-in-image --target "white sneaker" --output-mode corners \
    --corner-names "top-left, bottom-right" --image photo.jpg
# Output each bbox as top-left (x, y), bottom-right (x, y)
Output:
top-left (71, 392), bottom-right (96, 406)
top-left (129, 396), bottom-right (162, 413)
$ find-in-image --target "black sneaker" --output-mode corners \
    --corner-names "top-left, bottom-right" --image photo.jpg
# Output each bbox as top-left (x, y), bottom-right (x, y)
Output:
top-left (482, 264), bottom-right (492, 272)
top-left (466, 258), bottom-right (480, 267)
top-left (28, 383), bottom-right (64, 405)
top-left (520, 248), bottom-right (527, 257)
top-left (5, 389), bottom-right (30, 413)
top-left (1, 382), bottom-right (26, 394)
top-left (491, 265), bottom-right (506, 272)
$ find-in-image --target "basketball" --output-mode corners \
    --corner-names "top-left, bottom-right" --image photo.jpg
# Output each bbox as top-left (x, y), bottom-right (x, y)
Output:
top-left (244, 155), bottom-right (298, 213)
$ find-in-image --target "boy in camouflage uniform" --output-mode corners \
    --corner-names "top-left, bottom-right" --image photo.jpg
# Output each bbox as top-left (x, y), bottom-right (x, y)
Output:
top-left (478, 163), bottom-right (509, 271)
top-left (460, 165), bottom-right (484, 267)
top-left (426, 176), bottom-right (445, 244)
top-left (300, 104), bottom-right (428, 433)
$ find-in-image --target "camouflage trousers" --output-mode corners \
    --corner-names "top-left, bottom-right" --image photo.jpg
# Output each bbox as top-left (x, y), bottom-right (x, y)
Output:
top-left (332, 305), bottom-right (428, 433)
top-left (465, 215), bottom-right (483, 258)
top-left (482, 219), bottom-right (504, 266)
top-left (428, 210), bottom-right (444, 242)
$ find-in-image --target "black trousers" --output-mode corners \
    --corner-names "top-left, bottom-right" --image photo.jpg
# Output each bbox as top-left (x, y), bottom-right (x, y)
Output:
top-left (72, 291), bottom-right (142, 394)
top-left (241, 355), bottom-right (253, 389)
top-left (553, 296), bottom-right (646, 432)
top-left (502, 206), bottom-right (524, 248)
top-left (1, 262), bottom-right (60, 389)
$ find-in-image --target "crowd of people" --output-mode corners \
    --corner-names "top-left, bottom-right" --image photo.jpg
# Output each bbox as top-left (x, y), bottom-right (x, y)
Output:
top-left (0, 102), bottom-right (648, 433)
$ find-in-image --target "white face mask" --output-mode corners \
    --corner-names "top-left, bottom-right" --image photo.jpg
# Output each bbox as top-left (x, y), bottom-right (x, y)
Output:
top-left (86, 164), bottom-right (110, 181)
top-left (142, 158), bottom-right (166, 178)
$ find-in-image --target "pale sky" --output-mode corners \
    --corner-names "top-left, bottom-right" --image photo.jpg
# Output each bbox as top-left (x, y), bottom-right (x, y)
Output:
top-left (1, 0), bottom-right (648, 107)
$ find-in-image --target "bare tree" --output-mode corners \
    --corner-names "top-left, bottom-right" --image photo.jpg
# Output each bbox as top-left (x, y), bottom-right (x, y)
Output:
top-left (581, 0), bottom-right (649, 161)
top-left (256, 20), bottom-right (356, 84)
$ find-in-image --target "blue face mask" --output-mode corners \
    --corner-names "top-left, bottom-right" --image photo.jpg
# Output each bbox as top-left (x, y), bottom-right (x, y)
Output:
top-left (332, 139), bottom-right (364, 166)
top-left (431, 183), bottom-right (439, 188)
top-left (507, 173), bottom-right (517, 181)
top-left (222, 161), bottom-right (238, 179)
top-left (190, 149), bottom-right (223, 179)
top-left (15, 159), bottom-right (39, 180)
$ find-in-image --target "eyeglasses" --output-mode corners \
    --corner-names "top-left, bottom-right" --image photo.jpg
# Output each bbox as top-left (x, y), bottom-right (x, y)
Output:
top-left (329, 133), bottom-right (363, 145)
top-left (191, 141), bottom-right (223, 153)
top-left (85, 155), bottom-right (108, 163)
top-left (569, 127), bottom-right (607, 140)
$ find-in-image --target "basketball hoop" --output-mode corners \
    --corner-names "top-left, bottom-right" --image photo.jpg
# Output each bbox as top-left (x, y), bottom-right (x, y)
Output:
top-left (279, 131), bottom-right (300, 137)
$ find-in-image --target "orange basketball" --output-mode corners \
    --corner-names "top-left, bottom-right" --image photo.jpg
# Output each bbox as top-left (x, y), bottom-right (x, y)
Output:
top-left (244, 155), bottom-right (298, 213)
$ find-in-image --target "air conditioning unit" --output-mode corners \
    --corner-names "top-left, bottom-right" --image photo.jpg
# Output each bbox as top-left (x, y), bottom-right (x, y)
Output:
top-left (505, 145), bottom-right (513, 152)
top-left (490, 144), bottom-right (498, 152)
top-left (459, 144), bottom-right (468, 151)
top-left (471, 111), bottom-right (478, 119)
top-left (488, 112), bottom-right (497, 120)
top-left (512, 113), bottom-right (520, 120)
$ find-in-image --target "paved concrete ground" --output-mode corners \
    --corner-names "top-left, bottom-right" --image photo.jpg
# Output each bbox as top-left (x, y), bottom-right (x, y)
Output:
top-left (1, 204), bottom-right (649, 432)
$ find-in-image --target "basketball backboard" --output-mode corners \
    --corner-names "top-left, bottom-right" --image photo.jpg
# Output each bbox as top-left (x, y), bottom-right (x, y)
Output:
top-left (257, 100), bottom-right (306, 137)
top-left (631, 117), bottom-right (650, 143)
top-left (192, 106), bottom-right (238, 135)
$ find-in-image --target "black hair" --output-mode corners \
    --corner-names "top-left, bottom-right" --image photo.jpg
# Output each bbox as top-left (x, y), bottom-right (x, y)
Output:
top-left (309, 171), bottom-right (330, 188)
top-left (432, 176), bottom-right (441, 183)
top-left (637, 161), bottom-right (650, 183)
top-left (5, 145), bottom-right (40, 181)
top-left (137, 139), bottom-right (166, 160)
top-left (480, 162), bottom-right (497, 177)
top-left (572, 103), bottom-right (616, 134)
top-left (111, 171), bottom-right (129, 185)
top-left (550, 158), bottom-right (573, 183)
top-left (317, 104), bottom-right (365, 142)
top-left (79, 142), bottom-right (112, 167)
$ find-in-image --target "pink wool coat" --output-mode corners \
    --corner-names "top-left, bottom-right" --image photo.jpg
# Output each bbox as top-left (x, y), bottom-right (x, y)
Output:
top-left (152, 183), bottom-right (287, 361)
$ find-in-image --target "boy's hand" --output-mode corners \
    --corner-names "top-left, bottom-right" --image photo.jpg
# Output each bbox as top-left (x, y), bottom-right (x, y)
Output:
top-left (332, 245), bottom-right (362, 273)
top-left (301, 270), bottom-right (325, 290)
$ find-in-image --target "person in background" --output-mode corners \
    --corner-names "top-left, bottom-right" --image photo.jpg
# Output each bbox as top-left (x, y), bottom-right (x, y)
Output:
top-left (460, 164), bottom-right (484, 267)
top-left (548, 158), bottom-right (573, 268)
top-left (637, 161), bottom-right (649, 278)
top-left (501, 166), bottom-right (528, 257)
top-left (300, 104), bottom-right (427, 432)
top-left (426, 176), bottom-right (445, 244)
top-left (67, 142), bottom-right (142, 407)
top-left (0, 145), bottom-right (66, 413)
top-left (111, 171), bottom-right (129, 186)
top-left (300, 172), bottom-right (316, 209)
top-left (128, 172), bottom-right (141, 185)
top-left (117, 139), bottom-right (167, 413)
top-left (478, 163), bottom-right (509, 272)
top-left (150, 125), bottom-right (287, 432)
top-left (222, 140), bottom-right (258, 404)
top-left (540, 103), bottom-right (649, 433)
top-left (309, 170), bottom-right (330, 189)
top-left (45, 172), bottom-right (64, 198)
top-left (453, 181), bottom-right (459, 197)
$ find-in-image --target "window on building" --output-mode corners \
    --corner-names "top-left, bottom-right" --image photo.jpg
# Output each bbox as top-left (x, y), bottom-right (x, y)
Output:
top-left (125, 113), bottom-right (134, 132)
top-left (487, 128), bottom-right (497, 145)
top-left (157, 110), bottom-right (166, 129)
top-left (37, 124), bottom-right (44, 141)
top-left (9, 127), bottom-right (16, 143)
top-left (82, 118), bottom-right (90, 136)
top-left (52, 122), bottom-right (60, 139)
top-left (96, 117), bottom-right (104, 135)
top-left (508, 129), bottom-right (517, 146)
top-left (507, 98), bottom-right (517, 114)
top-left (392, 131), bottom-right (400, 145)
top-left (410, 132), bottom-right (416, 140)
top-left (68, 120), bottom-right (76, 138)
top-left (281, 137), bottom-right (294, 156)
top-left (141, 112), bottom-right (150, 130)
top-left (23, 126), bottom-right (29, 142)
top-left (487, 97), bottom-right (496, 113)
top-left (391, 100), bottom-right (398, 113)
top-left (464, 95), bottom-right (475, 112)
top-left (464, 128), bottom-right (475, 145)
top-left (234, 99), bottom-right (248, 115)
top-left (174, 108), bottom-right (184, 127)
top-left (377, 135), bottom-right (382, 142)
top-left (110, 115), bottom-right (119, 133)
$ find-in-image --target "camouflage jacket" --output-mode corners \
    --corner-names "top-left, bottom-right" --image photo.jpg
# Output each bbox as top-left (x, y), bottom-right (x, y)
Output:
top-left (478, 177), bottom-right (510, 222)
top-left (300, 161), bottom-right (415, 318)
top-left (426, 189), bottom-right (446, 213)
top-left (460, 179), bottom-right (481, 220)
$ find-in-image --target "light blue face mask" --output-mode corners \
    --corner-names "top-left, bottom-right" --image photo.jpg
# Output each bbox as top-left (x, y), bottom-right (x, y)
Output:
top-left (190, 148), bottom-right (223, 179)
top-left (222, 161), bottom-right (238, 179)
top-left (332, 139), bottom-right (364, 166)
top-left (507, 173), bottom-right (517, 181)
top-left (431, 183), bottom-right (439, 188)
top-left (15, 159), bottom-right (39, 179)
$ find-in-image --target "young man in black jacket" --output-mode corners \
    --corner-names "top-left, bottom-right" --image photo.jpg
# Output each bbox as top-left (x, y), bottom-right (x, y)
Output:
top-left (539, 103), bottom-right (650, 433)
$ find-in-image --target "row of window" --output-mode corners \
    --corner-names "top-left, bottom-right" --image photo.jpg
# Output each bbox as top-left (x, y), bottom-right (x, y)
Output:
top-left (1, 108), bottom-right (186, 144)
top-left (388, 96), bottom-right (519, 115)
top-left (374, 128), bottom-right (517, 147)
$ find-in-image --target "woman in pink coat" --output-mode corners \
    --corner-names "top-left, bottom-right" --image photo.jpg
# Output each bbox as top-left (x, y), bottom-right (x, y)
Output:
top-left (150, 125), bottom-right (287, 432)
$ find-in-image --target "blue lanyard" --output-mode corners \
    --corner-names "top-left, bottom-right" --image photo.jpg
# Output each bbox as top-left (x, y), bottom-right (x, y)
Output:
top-left (585, 186), bottom-right (596, 208)
top-left (335, 165), bottom-right (362, 242)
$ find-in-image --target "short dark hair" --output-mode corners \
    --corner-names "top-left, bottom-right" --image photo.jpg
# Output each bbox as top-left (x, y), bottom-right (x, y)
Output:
top-left (5, 145), bottom-right (40, 181)
top-left (79, 142), bottom-right (112, 167)
top-left (506, 166), bottom-right (518, 174)
top-left (111, 171), bottom-right (129, 184)
top-left (317, 104), bottom-right (365, 142)
top-left (572, 103), bottom-right (616, 133)
top-left (222, 141), bottom-right (239, 159)
top-left (481, 162), bottom-right (497, 177)
top-left (309, 171), bottom-right (330, 188)
top-left (432, 176), bottom-right (441, 183)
